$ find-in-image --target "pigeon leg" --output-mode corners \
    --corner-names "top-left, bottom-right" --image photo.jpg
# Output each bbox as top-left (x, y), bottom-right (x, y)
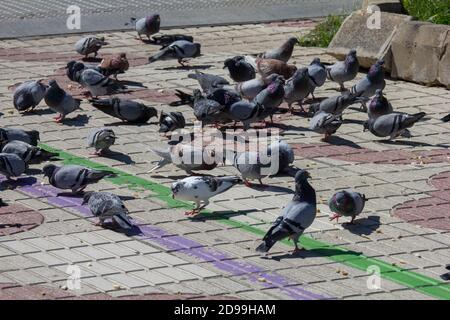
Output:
top-left (54, 114), bottom-right (63, 123)
top-left (321, 133), bottom-right (331, 142)
top-left (297, 101), bottom-right (306, 113)
top-left (339, 83), bottom-right (346, 92)
top-left (360, 101), bottom-right (367, 112)
top-left (288, 103), bottom-right (294, 114)
top-left (243, 179), bottom-right (252, 187)
top-left (258, 178), bottom-right (264, 186)
top-left (330, 213), bottom-right (341, 222)
top-left (311, 92), bottom-right (316, 100)
top-left (95, 218), bottom-right (106, 227)
top-left (291, 235), bottom-right (303, 254)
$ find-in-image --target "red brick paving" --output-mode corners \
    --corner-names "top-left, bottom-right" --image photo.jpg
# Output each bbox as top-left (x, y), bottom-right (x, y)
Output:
top-left (393, 171), bottom-right (450, 230)
top-left (0, 204), bottom-right (44, 236)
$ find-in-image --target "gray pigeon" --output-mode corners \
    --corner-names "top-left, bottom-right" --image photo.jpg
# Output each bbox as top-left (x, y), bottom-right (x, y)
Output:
top-left (235, 78), bottom-right (266, 100)
top-left (188, 70), bottom-right (230, 94)
top-left (283, 67), bottom-right (311, 112)
top-left (75, 68), bottom-right (128, 97)
top-left (258, 37), bottom-right (299, 63)
top-left (363, 112), bottom-right (426, 140)
top-left (158, 111), bottom-right (186, 133)
top-left (0, 153), bottom-right (27, 179)
top-left (309, 111), bottom-right (343, 140)
top-left (148, 40), bottom-right (201, 66)
top-left (254, 74), bottom-right (285, 123)
top-left (1, 140), bottom-right (58, 164)
top-left (256, 170), bottom-right (316, 253)
top-left (228, 100), bottom-right (265, 130)
top-left (171, 176), bottom-right (241, 216)
top-left (131, 14), bottom-right (161, 41)
top-left (0, 128), bottom-right (40, 146)
top-left (232, 151), bottom-right (276, 186)
top-left (86, 127), bottom-right (116, 155)
top-left (308, 91), bottom-right (368, 117)
top-left (326, 49), bottom-right (359, 91)
top-left (192, 90), bottom-right (230, 126)
top-left (367, 89), bottom-right (393, 119)
top-left (307, 58), bottom-right (326, 99)
top-left (90, 97), bottom-right (157, 123)
top-left (267, 139), bottom-right (294, 174)
top-left (44, 80), bottom-right (82, 122)
top-left (82, 192), bottom-right (133, 229)
top-left (148, 143), bottom-right (218, 174)
top-left (13, 80), bottom-right (48, 113)
top-left (42, 164), bottom-right (116, 194)
top-left (75, 36), bottom-right (108, 58)
top-left (350, 59), bottom-right (386, 110)
top-left (223, 56), bottom-right (256, 82)
top-left (329, 190), bottom-right (367, 224)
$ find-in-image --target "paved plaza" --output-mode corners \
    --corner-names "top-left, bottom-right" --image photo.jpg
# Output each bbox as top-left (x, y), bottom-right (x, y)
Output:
top-left (0, 20), bottom-right (449, 300)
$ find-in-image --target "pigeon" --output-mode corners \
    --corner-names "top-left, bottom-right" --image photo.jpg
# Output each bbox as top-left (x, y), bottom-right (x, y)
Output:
top-left (255, 58), bottom-right (297, 80)
top-left (89, 97), bottom-right (157, 123)
top-left (74, 68), bottom-right (128, 97)
top-left (350, 59), bottom-right (386, 109)
top-left (171, 176), bottom-right (241, 216)
top-left (65, 60), bottom-right (88, 82)
top-left (150, 34), bottom-right (193, 46)
top-left (82, 192), bottom-right (133, 229)
top-left (0, 199), bottom-right (6, 207)
top-left (232, 151), bottom-right (275, 186)
top-left (44, 80), bottom-right (82, 122)
top-left (308, 91), bottom-right (368, 117)
top-left (158, 111), bottom-right (186, 133)
top-left (309, 111), bottom-right (343, 141)
top-left (148, 40), bottom-right (201, 66)
top-left (267, 139), bottom-right (295, 174)
top-left (228, 100), bottom-right (265, 130)
top-left (441, 114), bottom-right (450, 123)
top-left (188, 70), bottom-right (230, 94)
top-left (0, 153), bottom-right (27, 180)
top-left (98, 53), bottom-right (129, 80)
top-left (254, 74), bottom-right (285, 112)
top-left (258, 37), bottom-right (299, 63)
top-left (13, 80), bottom-right (47, 113)
top-left (441, 264), bottom-right (450, 281)
top-left (307, 58), bottom-right (326, 99)
top-left (326, 49), bottom-right (359, 91)
top-left (329, 190), bottom-right (367, 224)
top-left (283, 67), bottom-right (311, 112)
top-left (223, 56), bottom-right (256, 82)
top-left (367, 89), bottom-right (393, 119)
top-left (0, 128), bottom-right (40, 146)
top-left (75, 36), bottom-right (108, 58)
top-left (42, 164), bottom-right (116, 194)
top-left (207, 88), bottom-right (241, 109)
top-left (1, 140), bottom-right (59, 164)
top-left (363, 112), bottom-right (426, 140)
top-left (256, 170), bottom-right (316, 253)
top-left (86, 127), bottom-right (116, 155)
top-left (235, 78), bottom-right (267, 100)
top-left (131, 14), bottom-right (161, 41)
top-left (148, 143), bottom-right (218, 174)
top-left (191, 90), bottom-right (230, 126)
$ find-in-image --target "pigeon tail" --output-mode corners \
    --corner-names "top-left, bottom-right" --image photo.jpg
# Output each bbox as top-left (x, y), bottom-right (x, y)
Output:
top-left (169, 90), bottom-right (194, 107)
top-left (112, 212), bottom-right (133, 229)
top-left (25, 130), bottom-right (40, 146)
top-left (441, 113), bottom-right (450, 123)
top-left (404, 112), bottom-right (426, 128)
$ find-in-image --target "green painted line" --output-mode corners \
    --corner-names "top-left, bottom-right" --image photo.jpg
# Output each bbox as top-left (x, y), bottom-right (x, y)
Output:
top-left (40, 143), bottom-right (450, 300)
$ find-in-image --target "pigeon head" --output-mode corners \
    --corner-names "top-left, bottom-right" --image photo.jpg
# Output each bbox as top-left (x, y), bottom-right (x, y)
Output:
top-left (119, 52), bottom-right (127, 59)
top-left (144, 106), bottom-right (158, 120)
top-left (42, 164), bottom-right (57, 178)
top-left (294, 169), bottom-right (311, 183)
top-left (65, 60), bottom-right (77, 70)
top-left (310, 58), bottom-right (321, 66)
top-left (170, 181), bottom-right (184, 197)
top-left (349, 49), bottom-right (357, 56)
top-left (362, 119), bottom-right (374, 132)
top-left (145, 14), bottom-right (161, 32)
top-left (345, 49), bottom-right (358, 66)
top-left (193, 89), bottom-right (203, 99)
top-left (223, 56), bottom-right (243, 69)
top-left (81, 192), bottom-right (94, 205)
top-left (192, 43), bottom-right (202, 57)
top-left (287, 37), bottom-right (300, 46)
top-left (375, 89), bottom-right (384, 98)
top-left (368, 61), bottom-right (384, 80)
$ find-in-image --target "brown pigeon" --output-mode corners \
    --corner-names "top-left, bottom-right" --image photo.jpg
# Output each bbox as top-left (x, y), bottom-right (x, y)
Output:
top-left (255, 58), bottom-right (297, 80)
top-left (99, 53), bottom-right (129, 79)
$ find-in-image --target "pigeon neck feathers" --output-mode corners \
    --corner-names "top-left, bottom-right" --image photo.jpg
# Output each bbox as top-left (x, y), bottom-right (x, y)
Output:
top-left (293, 178), bottom-right (315, 203)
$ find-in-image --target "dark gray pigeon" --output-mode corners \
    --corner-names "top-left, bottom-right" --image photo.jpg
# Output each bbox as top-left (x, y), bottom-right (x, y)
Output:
top-left (90, 97), bottom-right (157, 123)
top-left (267, 139), bottom-right (295, 174)
top-left (131, 14), bottom-right (161, 41)
top-left (148, 40), bottom-right (201, 66)
top-left (188, 70), bottom-right (230, 94)
top-left (150, 34), bottom-right (193, 46)
top-left (308, 91), bottom-right (368, 117)
top-left (75, 36), bottom-right (108, 58)
top-left (191, 90), bottom-right (230, 126)
top-left (82, 192), bottom-right (133, 229)
top-left (0, 128), bottom-right (40, 146)
top-left (42, 164), bottom-right (116, 194)
top-left (1, 140), bottom-right (58, 164)
top-left (206, 88), bottom-right (241, 109)
top-left (284, 67), bottom-right (311, 112)
top-left (86, 127), bottom-right (116, 155)
top-left (256, 170), bottom-right (316, 253)
top-left (326, 49), bottom-right (359, 91)
top-left (258, 37), bottom-right (299, 63)
top-left (223, 56), bottom-right (256, 82)
top-left (350, 59), bottom-right (386, 109)
top-left (329, 189), bottom-right (367, 224)
top-left (307, 58), bottom-right (326, 99)
top-left (309, 111), bottom-right (343, 140)
top-left (367, 89), bottom-right (393, 119)
top-left (228, 100), bottom-right (265, 130)
top-left (158, 111), bottom-right (186, 133)
top-left (254, 74), bottom-right (285, 123)
top-left (363, 112), bottom-right (426, 140)
top-left (0, 153), bottom-right (27, 179)
top-left (13, 80), bottom-right (48, 113)
top-left (44, 80), bottom-right (82, 122)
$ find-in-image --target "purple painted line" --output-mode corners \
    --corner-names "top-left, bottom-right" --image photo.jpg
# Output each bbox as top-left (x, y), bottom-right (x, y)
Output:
top-left (9, 178), bottom-right (328, 300)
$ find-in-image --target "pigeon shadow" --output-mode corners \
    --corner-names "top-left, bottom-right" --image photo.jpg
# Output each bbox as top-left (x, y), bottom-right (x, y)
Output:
top-left (193, 209), bottom-right (259, 222)
top-left (325, 135), bottom-right (362, 149)
top-left (99, 222), bottom-right (143, 236)
top-left (247, 184), bottom-right (294, 194)
top-left (341, 215), bottom-right (381, 236)
top-left (117, 195), bottom-right (136, 201)
top-left (117, 80), bottom-right (148, 88)
top-left (270, 123), bottom-right (309, 133)
top-left (62, 114), bottom-right (90, 127)
top-left (56, 192), bottom-right (85, 198)
top-left (99, 150), bottom-right (135, 165)
top-left (0, 176), bottom-right (37, 191)
top-left (157, 64), bottom-right (212, 71)
top-left (378, 139), bottom-right (434, 148)
top-left (81, 57), bottom-right (103, 63)
top-left (266, 245), bottom-right (364, 261)
top-left (106, 120), bottom-right (156, 127)
top-left (342, 118), bottom-right (366, 125)
top-left (25, 168), bottom-right (42, 175)
top-left (20, 108), bottom-right (55, 116)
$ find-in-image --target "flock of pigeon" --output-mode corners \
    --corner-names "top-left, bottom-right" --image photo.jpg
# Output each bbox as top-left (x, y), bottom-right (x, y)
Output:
top-left (0, 14), bottom-right (430, 254)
